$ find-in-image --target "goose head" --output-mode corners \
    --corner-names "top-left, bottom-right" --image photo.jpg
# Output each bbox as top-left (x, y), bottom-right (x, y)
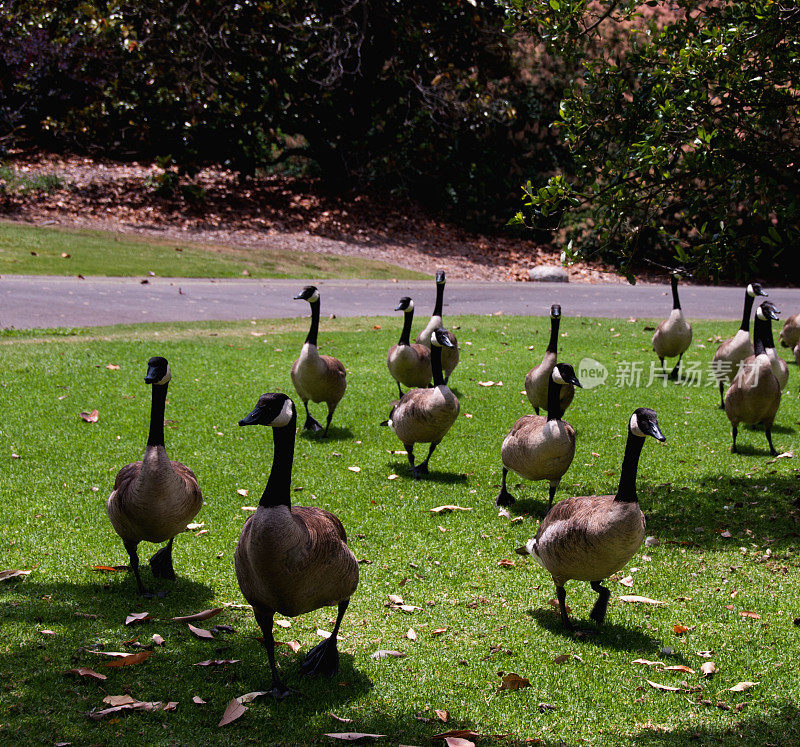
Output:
top-left (756, 301), bottom-right (780, 321)
top-left (435, 270), bottom-right (446, 285)
top-left (144, 356), bottom-right (171, 386)
top-left (550, 304), bottom-right (562, 319)
top-left (552, 362), bottom-right (582, 388)
top-left (629, 408), bottom-right (666, 441)
top-left (672, 267), bottom-right (692, 281)
top-left (395, 296), bottom-right (414, 312)
top-left (239, 392), bottom-right (296, 428)
top-left (293, 285), bottom-right (320, 303)
top-left (746, 282), bottom-right (767, 298)
top-left (430, 327), bottom-right (455, 348)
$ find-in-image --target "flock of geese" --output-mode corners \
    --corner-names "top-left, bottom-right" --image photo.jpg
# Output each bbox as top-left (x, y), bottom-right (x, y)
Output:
top-left (105, 271), bottom-right (800, 697)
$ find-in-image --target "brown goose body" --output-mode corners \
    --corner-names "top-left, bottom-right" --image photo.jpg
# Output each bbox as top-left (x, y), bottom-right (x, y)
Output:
top-left (525, 352), bottom-right (575, 414)
top-left (529, 495), bottom-right (645, 587)
top-left (291, 343), bottom-right (347, 407)
top-left (108, 447), bottom-right (202, 545)
top-left (652, 309), bottom-right (692, 360)
top-left (387, 343), bottom-right (432, 389)
top-left (416, 314), bottom-right (459, 381)
top-left (794, 343), bottom-right (800, 368)
top-left (712, 329), bottom-right (754, 386)
top-left (780, 312), bottom-right (800, 348)
top-left (724, 302), bottom-right (782, 455)
top-left (390, 385), bottom-right (460, 446)
top-left (766, 347), bottom-right (789, 390)
top-left (236, 505), bottom-right (358, 619)
top-left (502, 416), bottom-right (575, 484)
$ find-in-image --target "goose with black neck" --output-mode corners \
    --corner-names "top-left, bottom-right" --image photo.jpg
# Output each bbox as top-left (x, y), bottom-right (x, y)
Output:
top-left (415, 270), bottom-right (459, 383)
top-left (652, 269), bottom-right (693, 379)
top-left (712, 282), bottom-right (767, 408)
top-left (497, 362), bottom-right (582, 510)
top-left (385, 327), bottom-right (460, 479)
top-left (724, 301), bottom-right (782, 456)
top-left (290, 285), bottom-right (347, 436)
top-left (387, 296), bottom-right (432, 397)
top-left (107, 357), bottom-right (202, 596)
top-left (235, 392), bottom-right (358, 699)
top-left (525, 304), bottom-right (575, 416)
top-left (517, 408), bottom-right (666, 632)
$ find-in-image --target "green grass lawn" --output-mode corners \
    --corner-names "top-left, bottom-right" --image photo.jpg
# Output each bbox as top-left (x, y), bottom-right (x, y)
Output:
top-left (0, 220), bottom-right (425, 279)
top-left (1, 314), bottom-right (799, 746)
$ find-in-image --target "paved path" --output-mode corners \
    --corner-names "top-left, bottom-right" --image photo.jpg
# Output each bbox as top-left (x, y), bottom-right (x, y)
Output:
top-left (2, 275), bottom-right (800, 329)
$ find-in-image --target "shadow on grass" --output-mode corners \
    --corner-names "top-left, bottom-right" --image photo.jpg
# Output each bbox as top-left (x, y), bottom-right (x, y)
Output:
top-left (298, 425), bottom-right (355, 442)
top-left (386, 460), bottom-right (469, 485)
top-left (525, 607), bottom-right (663, 654)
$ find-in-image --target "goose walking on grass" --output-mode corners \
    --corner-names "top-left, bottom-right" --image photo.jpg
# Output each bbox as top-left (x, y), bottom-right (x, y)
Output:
top-left (652, 269), bottom-right (692, 379)
top-left (291, 285), bottom-right (347, 436)
top-left (236, 393), bottom-right (358, 699)
top-left (780, 312), bottom-right (800, 349)
top-left (385, 328), bottom-right (460, 479)
top-left (724, 301), bottom-right (782, 456)
top-left (416, 270), bottom-right (459, 383)
top-left (387, 296), bottom-right (432, 398)
top-left (763, 305), bottom-right (789, 391)
top-left (497, 362), bottom-right (582, 510)
top-left (525, 305), bottom-right (574, 416)
top-left (107, 357), bottom-right (202, 596)
top-left (712, 282), bottom-right (767, 408)
top-left (517, 408), bottom-right (665, 632)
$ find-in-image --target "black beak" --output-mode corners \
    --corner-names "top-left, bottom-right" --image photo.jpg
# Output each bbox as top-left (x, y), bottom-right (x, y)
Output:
top-left (568, 375), bottom-right (582, 388)
top-left (239, 407), bottom-right (263, 426)
top-left (757, 288), bottom-right (768, 297)
top-left (394, 304), bottom-right (404, 311)
top-left (293, 292), bottom-right (305, 300)
top-left (646, 423), bottom-right (666, 442)
top-left (144, 366), bottom-right (160, 384)
top-left (767, 307), bottom-right (780, 320)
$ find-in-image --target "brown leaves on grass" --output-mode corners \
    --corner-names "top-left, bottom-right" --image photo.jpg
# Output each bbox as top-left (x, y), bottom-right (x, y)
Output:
top-left (172, 608), bottom-right (223, 623)
top-left (91, 565), bottom-right (127, 572)
top-left (102, 651), bottom-right (152, 668)
top-left (618, 595), bottom-right (664, 605)
top-left (370, 650), bottom-right (405, 660)
top-left (430, 505), bottom-right (472, 513)
top-left (0, 569), bottom-right (31, 581)
top-left (740, 611), bottom-right (761, 620)
top-left (218, 698), bottom-right (247, 727)
top-left (194, 659), bottom-right (240, 667)
top-left (277, 640), bottom-right (301, 654)
top-left (325, 734), bottom-right (387, 742)
top-left (727, 681), bottom-right (758, 693)
top-left (647, 680), bottom-right (681, 692)
top-left (498, 673), bottom-right (531, 692)
top-left (88, 698), bottom-right (177, 719)
top-left (700, 662), bottom-right (718, 677)
top-left (125, 611), bottom-right (151, 626)
top-left (66, 667), bottom-right (107, 682)
top-left (79, 409), bottom-right (99, 423)
top-left (187, 623), bottom-right (214, 639)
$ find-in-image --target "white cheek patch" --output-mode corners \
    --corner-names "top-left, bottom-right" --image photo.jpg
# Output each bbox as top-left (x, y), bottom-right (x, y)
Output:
top-left (747, 283), bottom-right (755, 297)
top-left (630, 412), bottom-right (646, 437)
top-left (308, 290), bottom-right (320, 303)
top-left (755, 307), bottom-right (766, 321)
top-left (406, 300), bottom-right (414, 311)
top-left (156, 364), bottom-right (172, 386)
top-left (552, 367), bottom-right (567, 385)
top-left (431, 332), bottom-right (442, 347)
top-left (271, 399), bottom-right (294, 427)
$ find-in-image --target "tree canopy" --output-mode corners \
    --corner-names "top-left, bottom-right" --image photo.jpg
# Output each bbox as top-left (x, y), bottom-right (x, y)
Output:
top-left (511, 0), bottom-right (800, 281)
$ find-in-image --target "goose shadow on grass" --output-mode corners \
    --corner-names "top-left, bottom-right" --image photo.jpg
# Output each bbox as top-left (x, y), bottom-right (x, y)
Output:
top-left (298, 425), bottom-right (355, 442)
top-left (386, 459), bottom-right (469, 485)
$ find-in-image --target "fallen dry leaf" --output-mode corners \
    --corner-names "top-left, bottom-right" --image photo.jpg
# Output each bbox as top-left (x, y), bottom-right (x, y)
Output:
top-left (194, 659), bottom-right (240, 667)
top-left (432, 730), bottom-right (482, 741)
top-left (348, 466), bottom-right (361, 473)
top-left (87, 700), bottom-right (177, 719)
top-left (619, 595), bottom-right (665, 605)
top-left (497, 507), bottom-right (511, 519)
top-left (152, 634), bottom-right (165, 646)
top-left (696, 650), bottom-right (714, 658)
top-left (430, 505), bottom-right (472, 513)
top-left (431, 628), bottom-right (448, 636)
top-left (406, 628), bottom-right (417, 642)
top-left (370, 650), bottom-right (405, 660)
top-left (325, 734), bottom-right (387, 742)
top-left (548, 598), bottom-right (571, 614)
top-left (66, 667), bottom-right (107, 682)
top-left (172, 608), bottom-right (223, 623)
top-left (701, 662), bottom-right (718, 677)
top-left (329, 713), bottom-right (354, 724)
top-left (187, 623), bottom-right (214, 639)
top-left (79, 409), bottom-right (99, 423)
top-left (740, 611), bottom-right (761, 619)
top-left (727, 681), bottom-right (758, 693)
top-left (277, 640), bottom-right (301, 653)
top-left (674, 623), bottom-right (689, 635)
top-left (552, 654), bottom-right (572, 664)
top-left (104, 694), bottom-right (136, 707)
top-left (632, 659), bottom-right (665, 667)
top-left (105, 364), bottom-right (121, 370)
top-left (444, 738), bottom-right (475, 747)
top-left (186, 521), bottom-right (205, 531)
top-left (498, 673), bottom-right (531, 691)
top-left (498, 559), bottom-right (515, 568)
top-left (125, 611), bottom-right (151, 626)
top-left (103, 651), bottom-right (152, 668)
top-left (275, 619), bottom-right (291, 628)
top-left (236, 488), bottom-right (249, 497)
top-left (663, 665), bottom-right (695, 674)
top-left (91, 565), bottom-right (127, 572)
top-left (193, 696), bottom-right (206, 705)
top-left (237, 691), bottom-right (269, 704)
top-left (720, 530), bottom-right (732, 538)
top-left (647, 680), bottom-right (680, 692)
top-left (0, 569), bottom-right (32, 582)
top-left (241, 506), bottom-right (257, 511)
top-left (387, 474), bottom-right (399, 480)
top-left (435, 709), bottom-right (449, 722)
top-left (218, 698), bottom-right (247, 727)
top-left (388, 594), bottom-right (404, 605)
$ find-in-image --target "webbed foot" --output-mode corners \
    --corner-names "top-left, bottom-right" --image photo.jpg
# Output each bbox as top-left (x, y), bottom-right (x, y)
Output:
top-left (300, 637), bottom-right (340, 678)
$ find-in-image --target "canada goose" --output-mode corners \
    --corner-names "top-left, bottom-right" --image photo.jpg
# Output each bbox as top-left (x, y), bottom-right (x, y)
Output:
top-left (385, 328), bottom-right (460, 479)
top-left (779, 312), bottom-right (800, 348)
top-left (236, 392), bottom-right (358, 699)
top-left (496, 362), bottom-right (582, 510)
top-left (724, 301), bottom-right (782, 456)
top-left (711, 283), bottom-right (768, 408)
top-left (517, 408), bottom-right (666, 632)
top-left (415, 270), bottom-right (459, 382)
top-left (651, 270), bottom-right (692, 379)
top-left (763, 305), bottom-right (789, 390)
top-left (107, 357), bottom-right (202, 595)
top-left (387, 296), bottom-right (432, 398)
top-left (794, 343), bottom-right (800, 369)
top-left (525, 305), bottom-right (574, 415)
top-left (291, 286), bottom-right (347, 436)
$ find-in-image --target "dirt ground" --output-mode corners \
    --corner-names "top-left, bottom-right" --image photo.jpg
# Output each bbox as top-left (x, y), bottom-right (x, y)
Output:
top-left (0, 152), bottom-right (628, 282)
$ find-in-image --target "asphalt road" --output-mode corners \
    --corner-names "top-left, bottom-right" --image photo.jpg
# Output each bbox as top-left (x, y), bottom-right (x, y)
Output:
top-left (2, 275), bottom-right (800, 329)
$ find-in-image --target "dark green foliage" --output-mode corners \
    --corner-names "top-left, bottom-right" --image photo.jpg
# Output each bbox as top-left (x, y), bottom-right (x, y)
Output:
top-left (511, 0), bottom-right (800, 281)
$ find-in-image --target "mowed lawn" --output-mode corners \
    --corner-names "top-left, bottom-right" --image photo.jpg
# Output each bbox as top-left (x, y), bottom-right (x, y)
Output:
top-left (0, 221), bottom-right (425, 280)
top-left (1, 314), bottom-right (799, 746)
